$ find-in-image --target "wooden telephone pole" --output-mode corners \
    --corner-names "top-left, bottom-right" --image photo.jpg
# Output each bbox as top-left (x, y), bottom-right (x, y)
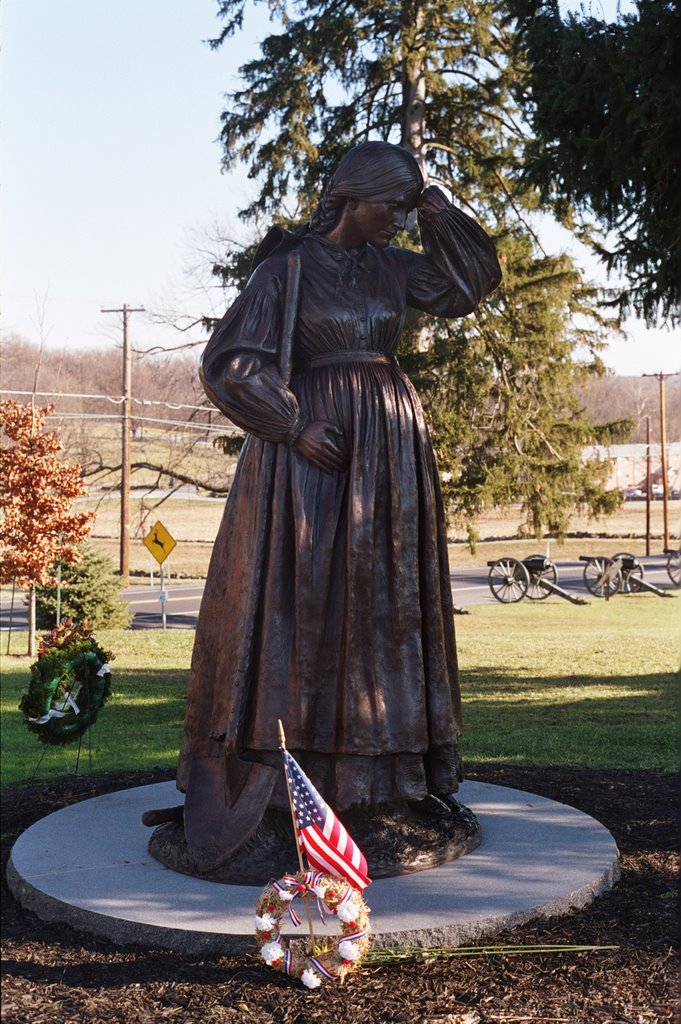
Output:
top-left (101, 304), bottom-right (145, 584)
top-left (645, 416), bottom-right (651, 556)
top-left (642, 371), bottom-right (678, 552)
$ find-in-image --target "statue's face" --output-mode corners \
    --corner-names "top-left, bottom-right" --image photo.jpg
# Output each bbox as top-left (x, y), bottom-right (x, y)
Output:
top-left (347, 187), bottom-right (420, 247)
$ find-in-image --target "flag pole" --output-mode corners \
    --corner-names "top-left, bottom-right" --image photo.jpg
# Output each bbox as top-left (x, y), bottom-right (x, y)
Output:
top-left (278, 719), bottom-right (317, 954)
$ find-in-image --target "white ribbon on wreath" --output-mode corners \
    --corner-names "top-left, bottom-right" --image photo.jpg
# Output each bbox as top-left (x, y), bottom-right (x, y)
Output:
top-left (29, 684), bottom-right (82, 724)
top-left (27, 663), bottom-right (110, 724)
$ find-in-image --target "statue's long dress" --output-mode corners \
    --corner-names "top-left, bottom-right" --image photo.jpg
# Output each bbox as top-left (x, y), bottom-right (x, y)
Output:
top-left (178, 205), bottom-right (501, 813)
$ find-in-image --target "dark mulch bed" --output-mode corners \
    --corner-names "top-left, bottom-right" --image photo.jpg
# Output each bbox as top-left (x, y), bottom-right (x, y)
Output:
top-left (1, 765), bottom-right (678, 1023)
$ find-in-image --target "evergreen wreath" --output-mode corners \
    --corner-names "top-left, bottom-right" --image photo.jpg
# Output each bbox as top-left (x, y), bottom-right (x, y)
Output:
top-left (19, 618), bottom-right (113, 746)
top-left (255, 870), bottom-right (371, 987)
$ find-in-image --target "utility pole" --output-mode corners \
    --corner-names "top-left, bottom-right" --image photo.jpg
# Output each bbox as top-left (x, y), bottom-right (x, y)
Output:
top-left (645, 416), bottom-right (651, 557)
top-left (101, 304), bottom-right (145, 584)
top-left (642, 371), bottom-right (678, 552)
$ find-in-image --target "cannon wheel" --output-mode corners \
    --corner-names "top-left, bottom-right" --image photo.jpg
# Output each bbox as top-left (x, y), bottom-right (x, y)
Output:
top-left (612, 551), bottom-right (644, 593)
top-left (524, 554), bottom-right (558, 601)
top-left (487, 558), bottom-right (530, 604)
top-left (583, 556), bottom-right (621, 598)
top-left (666, 548), bottom-right (681, 588)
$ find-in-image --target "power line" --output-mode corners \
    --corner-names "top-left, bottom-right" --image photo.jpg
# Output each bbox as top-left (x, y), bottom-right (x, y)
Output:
top-left (1, 388), bottom-right (213, 413)
top-left (1, 388), bottom-right (125, 404)
top-left (43, 411), bottom-right (236, 434)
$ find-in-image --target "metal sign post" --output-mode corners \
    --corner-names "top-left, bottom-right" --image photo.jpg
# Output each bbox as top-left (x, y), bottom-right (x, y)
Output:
top-left (142, 521), bottom-right (177, 630)
top-left (159, 563), bottom-right (167, 630)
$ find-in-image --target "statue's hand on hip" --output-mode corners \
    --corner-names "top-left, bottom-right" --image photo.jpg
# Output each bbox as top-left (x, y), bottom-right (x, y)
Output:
top-left (295, 420), bottom-right (349, 473)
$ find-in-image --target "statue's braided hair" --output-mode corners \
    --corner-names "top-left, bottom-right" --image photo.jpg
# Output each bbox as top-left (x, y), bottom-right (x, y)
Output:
top-left (309, 190), bottom-right (345, 235)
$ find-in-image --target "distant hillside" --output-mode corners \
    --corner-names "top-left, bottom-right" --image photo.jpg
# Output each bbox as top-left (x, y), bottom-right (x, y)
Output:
top-left (1, 335), bottom-right (205, 416)
top-left (578, 373), bottom-right (681, 444)
top-left (2, 336), bottom-right (679, 447)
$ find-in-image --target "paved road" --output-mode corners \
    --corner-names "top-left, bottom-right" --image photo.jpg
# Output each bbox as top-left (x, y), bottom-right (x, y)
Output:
top-left (1, 555), bottom-right (675, 632)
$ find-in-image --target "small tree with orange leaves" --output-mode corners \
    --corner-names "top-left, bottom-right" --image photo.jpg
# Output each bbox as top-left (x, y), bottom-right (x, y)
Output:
top-left (0, 400), bottom-right (94, 654)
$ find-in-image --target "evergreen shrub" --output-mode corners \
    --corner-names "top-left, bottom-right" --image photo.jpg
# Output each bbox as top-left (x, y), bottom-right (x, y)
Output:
top-left (35, 546), bottom-right (132, 629)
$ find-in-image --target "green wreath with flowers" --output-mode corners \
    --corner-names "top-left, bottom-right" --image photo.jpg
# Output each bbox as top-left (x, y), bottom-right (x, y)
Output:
top-left (19, 618), bottom-right (113, 746)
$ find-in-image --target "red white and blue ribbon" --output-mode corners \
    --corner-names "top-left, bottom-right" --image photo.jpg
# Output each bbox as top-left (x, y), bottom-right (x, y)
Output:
top-left (337, 887), bottom-right (355, 911)
top-left (307, 955), bottom-right (335, 981)
top-left (340, 927), bottom-right (369, 943)
top-left (272, 871), bottom-right (328, 927)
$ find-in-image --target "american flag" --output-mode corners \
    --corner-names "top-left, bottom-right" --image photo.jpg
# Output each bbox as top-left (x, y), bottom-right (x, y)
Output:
top-left (281, 748), bottom-right (371, 891)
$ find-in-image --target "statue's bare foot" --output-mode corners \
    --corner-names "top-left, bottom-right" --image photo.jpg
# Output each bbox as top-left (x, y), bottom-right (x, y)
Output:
top-left (142, 805), bottom-right (184, 827)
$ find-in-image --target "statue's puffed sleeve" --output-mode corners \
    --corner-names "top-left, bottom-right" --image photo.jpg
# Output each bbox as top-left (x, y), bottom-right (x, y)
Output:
top-left (199, 259), bottom-right (303, 442)
top-left (403, 204), bottom-right (502, 318)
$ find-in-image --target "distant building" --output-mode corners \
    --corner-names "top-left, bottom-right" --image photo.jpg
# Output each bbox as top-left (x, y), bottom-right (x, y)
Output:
top-left (582, 443), bottom-right (681, 494)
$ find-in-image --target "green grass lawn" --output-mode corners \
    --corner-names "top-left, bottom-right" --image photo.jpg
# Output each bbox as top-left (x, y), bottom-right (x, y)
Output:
top-left (1, 597), bottom-right (678, 788)
top-left (454, 598), bottom-right (679, 772)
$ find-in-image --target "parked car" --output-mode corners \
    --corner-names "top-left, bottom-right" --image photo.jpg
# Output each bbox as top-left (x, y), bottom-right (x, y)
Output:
top-left (623, 483), bottom-right (678, 500)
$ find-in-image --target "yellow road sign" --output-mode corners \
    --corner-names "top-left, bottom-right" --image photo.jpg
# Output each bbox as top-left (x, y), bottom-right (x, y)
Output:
top-left (143, 520), bottom-right (177, 565)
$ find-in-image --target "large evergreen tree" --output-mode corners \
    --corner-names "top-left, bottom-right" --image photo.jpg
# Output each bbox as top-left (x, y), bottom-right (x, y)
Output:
top-left (209, 0), bottom-right (627, 537)
top-left (513, 0), bottom-right (680, 327)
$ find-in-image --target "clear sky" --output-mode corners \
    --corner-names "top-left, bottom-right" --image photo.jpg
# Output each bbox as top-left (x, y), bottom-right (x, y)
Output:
top-left (2, 0), bottom-right (678, 377)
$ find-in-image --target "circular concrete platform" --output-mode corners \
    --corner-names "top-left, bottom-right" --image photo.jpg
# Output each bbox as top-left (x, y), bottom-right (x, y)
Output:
top-left (7, 780), bottom-right (619, 955)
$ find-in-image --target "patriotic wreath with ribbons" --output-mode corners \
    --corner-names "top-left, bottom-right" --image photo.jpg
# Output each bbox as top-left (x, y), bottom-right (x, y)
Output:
top-left (255, 870), bottom-right (371, 987)
top-left (19, 618), bottom-right (112, 746)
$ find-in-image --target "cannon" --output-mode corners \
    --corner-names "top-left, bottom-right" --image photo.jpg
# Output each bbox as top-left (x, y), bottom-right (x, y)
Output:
top-left (486, 555), bottom-right (588, 605)
top-left (665, 547), bottom-right (681, 588)
top-left (579, 552), bottom-right (675, 599)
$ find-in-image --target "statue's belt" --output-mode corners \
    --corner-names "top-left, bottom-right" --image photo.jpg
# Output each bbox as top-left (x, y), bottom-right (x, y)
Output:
top-left (299, 351), bottom-right (396, 371)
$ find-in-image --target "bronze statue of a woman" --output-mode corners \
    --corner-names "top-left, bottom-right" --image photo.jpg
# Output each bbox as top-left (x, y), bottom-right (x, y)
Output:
top-left (148, 141), bottom-right (501, 875)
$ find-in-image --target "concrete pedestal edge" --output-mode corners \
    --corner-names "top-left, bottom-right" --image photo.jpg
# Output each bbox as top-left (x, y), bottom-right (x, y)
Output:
top-left (6, 847), bottom-right (620, 956)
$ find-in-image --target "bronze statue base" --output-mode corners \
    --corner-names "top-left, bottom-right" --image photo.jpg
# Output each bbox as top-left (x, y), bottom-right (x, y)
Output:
top-left (147, 799), bottom-right (481, 884)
